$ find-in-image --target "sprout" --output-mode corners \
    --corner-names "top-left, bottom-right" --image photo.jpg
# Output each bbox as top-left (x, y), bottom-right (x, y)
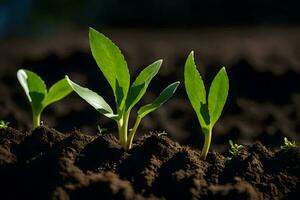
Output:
top-left (229, 140), bottom-right (244, 157)
top-left (0, 120), bottom-right (9, 129)
top-left (66, 28), bottom-right (179, 150)
top-left (97, 125), bottom-right (108, 136)
top-left (280, 137), bottom-right (299, 150)
top-left (17, 69), bottom-right (72, 128)
top-left (184, 51), bottom-right (229, 160)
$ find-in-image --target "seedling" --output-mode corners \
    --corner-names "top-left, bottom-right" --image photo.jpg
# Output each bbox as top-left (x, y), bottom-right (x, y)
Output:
top-left (158, 131), bottom-right (168, 137)
top-left (66, 28), bottom-right (179, 150)
top-left (97, 125), bottom-right (108, 136)
top-left (0, 120), bottom-right (9, 129)
top-left (228, 140), bottom-right (244, 157)
top-left (184, 51), bottom-right (229, 160)
top-left (280, 137), bottom-right (299, 150)
top-left (150, 130), bottom-right (168, 137)
top-left (17, 69), bottom-right (73, 128)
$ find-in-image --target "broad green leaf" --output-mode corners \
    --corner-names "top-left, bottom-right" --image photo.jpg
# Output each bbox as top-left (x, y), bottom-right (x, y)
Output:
top-left (89, 28), bottom-right (130, 110)
top-left (17, 69), bottom-right (47, 113)
top-left (138, 81), bottom-right (180, 118)
top-left (43, 78), bottom-right (73, 107)
top-left (66, 76), bottom-right (117, 119)
top-left (184, 52), bottom-right (210, 130)
top-left (125, 60), bottom-right (162, 111)
top-left (208, 67), bottom-right (229, 127)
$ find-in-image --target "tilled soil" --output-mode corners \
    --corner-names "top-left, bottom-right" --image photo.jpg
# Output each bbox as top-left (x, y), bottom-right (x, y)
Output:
top-left (0, 126), bottom-right (299, 200)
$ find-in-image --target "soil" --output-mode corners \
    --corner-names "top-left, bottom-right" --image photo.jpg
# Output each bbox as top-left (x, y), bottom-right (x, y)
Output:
top-left (0, 126), bottom-right (299, 200)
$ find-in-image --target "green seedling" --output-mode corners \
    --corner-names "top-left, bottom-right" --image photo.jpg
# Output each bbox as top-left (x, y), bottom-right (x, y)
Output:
top-left (184, 51), bottom-right (229, 160)
top-left (17, 69), bottom-right (73, 128)
top-left (97, 125), bottom-right (108, 136)
top-left (280, 137), bottom-right (299, 150)
top-left (0, 120), bottom-right (9, 129)
top-left (228, 140), bottom-right (244, 157)
top-left (66, 28), bottom-right (179, 150)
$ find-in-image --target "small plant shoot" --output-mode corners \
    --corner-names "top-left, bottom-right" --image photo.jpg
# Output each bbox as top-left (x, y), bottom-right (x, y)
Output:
top-left (228, 140), bottom-right (244, 159)
top-left (67, 28), bottom-right (179, 150)
top-left (184, 51), bottom-right (229, 160)
top-left (0, 120), bottom-right (9, 129)
top-left (280, 137), bottom-right (299, 150)
top-left (97, 125), bottom-right (108, 136)
top-left (17, 69), bottom-right (73, 128)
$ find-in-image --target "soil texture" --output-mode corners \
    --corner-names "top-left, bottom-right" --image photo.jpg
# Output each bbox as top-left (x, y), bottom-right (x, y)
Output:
top-left (0, 126), bottom-right (299, 200)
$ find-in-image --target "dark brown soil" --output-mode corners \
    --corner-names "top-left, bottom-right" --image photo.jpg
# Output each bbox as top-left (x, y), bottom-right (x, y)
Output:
top-left (0, 126), bottom-right (299, 200)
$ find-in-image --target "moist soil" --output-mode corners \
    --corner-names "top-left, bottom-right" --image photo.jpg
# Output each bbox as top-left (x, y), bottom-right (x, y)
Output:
top-left (0, 126), bottom-right (299, 200)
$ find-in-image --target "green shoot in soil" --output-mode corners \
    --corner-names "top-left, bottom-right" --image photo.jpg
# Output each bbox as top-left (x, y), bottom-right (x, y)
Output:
top-left (184, 51), bottom-right (229, 160)
top-left (66, 28), bottom-right (179, 150)
top-left (17, 69), bottom-right (73, 128)
top-left (228, 140), bottom-right (244, 157)
top-left (280, 137), bottom-right (299, 150)
top-left (97, 125), bottom-right (108, 136)
top-left (0, 120), bottom-right (9, 129)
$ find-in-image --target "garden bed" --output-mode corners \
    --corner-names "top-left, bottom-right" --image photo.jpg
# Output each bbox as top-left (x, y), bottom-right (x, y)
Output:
top-left (0, 28), bottom-right (300, 200)
top-left (0, 126), bottom-right (298, 200)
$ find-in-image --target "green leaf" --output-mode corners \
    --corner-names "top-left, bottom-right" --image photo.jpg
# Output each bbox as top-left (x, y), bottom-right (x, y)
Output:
top-left (184, 51), bottom-right (210, 131)
top-left (208, 67), bottom-right (229, 127)
top-left (125, 60), bottom-right (162, 111)
top-left (89, 28), bottom-right (130, 111)
top-left (138, 81), bottom-right (180, 118)
top-left (43, 78), bottom-right (73, 107)
top-left (66, 76), bottom-right (117, 119)
top-left (17, 69), bottom-right (47, 113)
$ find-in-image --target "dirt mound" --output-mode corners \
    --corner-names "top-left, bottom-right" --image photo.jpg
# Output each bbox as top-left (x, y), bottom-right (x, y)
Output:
top-left (0, 126), bottom-right (299, 200)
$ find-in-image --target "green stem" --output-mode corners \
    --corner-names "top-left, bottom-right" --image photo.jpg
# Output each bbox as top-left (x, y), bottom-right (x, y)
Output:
top-left (33, 112), bottom-right (41, 128)
top-left (117, 112), bottom-right (130, 149)
top-left (200, 128), bottom-right (212, 160)
top-left (126, 116), bottom-right (142, 150)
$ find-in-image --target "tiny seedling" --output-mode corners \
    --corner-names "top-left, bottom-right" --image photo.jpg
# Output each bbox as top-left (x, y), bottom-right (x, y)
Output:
top-left (0, 120), bottom-right (9, 129)
top-left (184, 51), bottom-right (229, 160)
top-left (280, 137), bottom-right (299, 150)
top-left (67, 28), bottom-right (179, 150)
top-left (97, 125), bottom-right (108, 136)
top-left (228, 140), bottom-right (244, 157)
top-left (158, 131), bottom-right (168, 137)
top-left (17, 69), bottom-right (73, 128)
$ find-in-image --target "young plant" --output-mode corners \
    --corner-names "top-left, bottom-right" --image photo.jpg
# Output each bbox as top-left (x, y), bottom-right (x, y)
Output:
top-left (97, 125), bottom-right (108, 136)
top-left (66, 28), bottom-right (179, 150)
top-left (184, 51), bottom-right (229, 160)
top-left (228, 140), bottom-right (244, 157)
top-left (157, 131), bottom-right (168, 137)
top-left (17, 69), bottom-right (73, 128)
top-left (280, 137), bottom-right (299, 150)
top-left (0, 120), bottom-right (9, 129)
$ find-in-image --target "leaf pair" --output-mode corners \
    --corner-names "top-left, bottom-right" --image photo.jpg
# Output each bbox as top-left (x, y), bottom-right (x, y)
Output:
top-left (184, 51), bottom-right (229, 133)
top-left (184, 51), bottom-right (229, 159)
top-left (17, 69), bottom-right (72, 127)
top-left (67, 28), bottom-right (179, 150)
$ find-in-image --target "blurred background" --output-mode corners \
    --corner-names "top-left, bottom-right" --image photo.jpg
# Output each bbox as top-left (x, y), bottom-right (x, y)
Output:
top-left (1, 0), bottom-right (300, 152)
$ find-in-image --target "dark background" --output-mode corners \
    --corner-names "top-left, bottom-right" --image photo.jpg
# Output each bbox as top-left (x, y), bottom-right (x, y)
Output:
top-left (0, 0), bottom-right (300, 152)
top-left (1, 0), bottom-right (300, 37)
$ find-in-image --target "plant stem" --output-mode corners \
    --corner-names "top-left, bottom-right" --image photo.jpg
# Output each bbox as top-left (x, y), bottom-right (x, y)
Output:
top-left (127, 116), bottom-right (142, 150)
top-left (33, 112), bottom-right (41, 128)
top-left (117, 112), bottom-right (130, 149)
top-left (200, 128), bottom-right (212, 160)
